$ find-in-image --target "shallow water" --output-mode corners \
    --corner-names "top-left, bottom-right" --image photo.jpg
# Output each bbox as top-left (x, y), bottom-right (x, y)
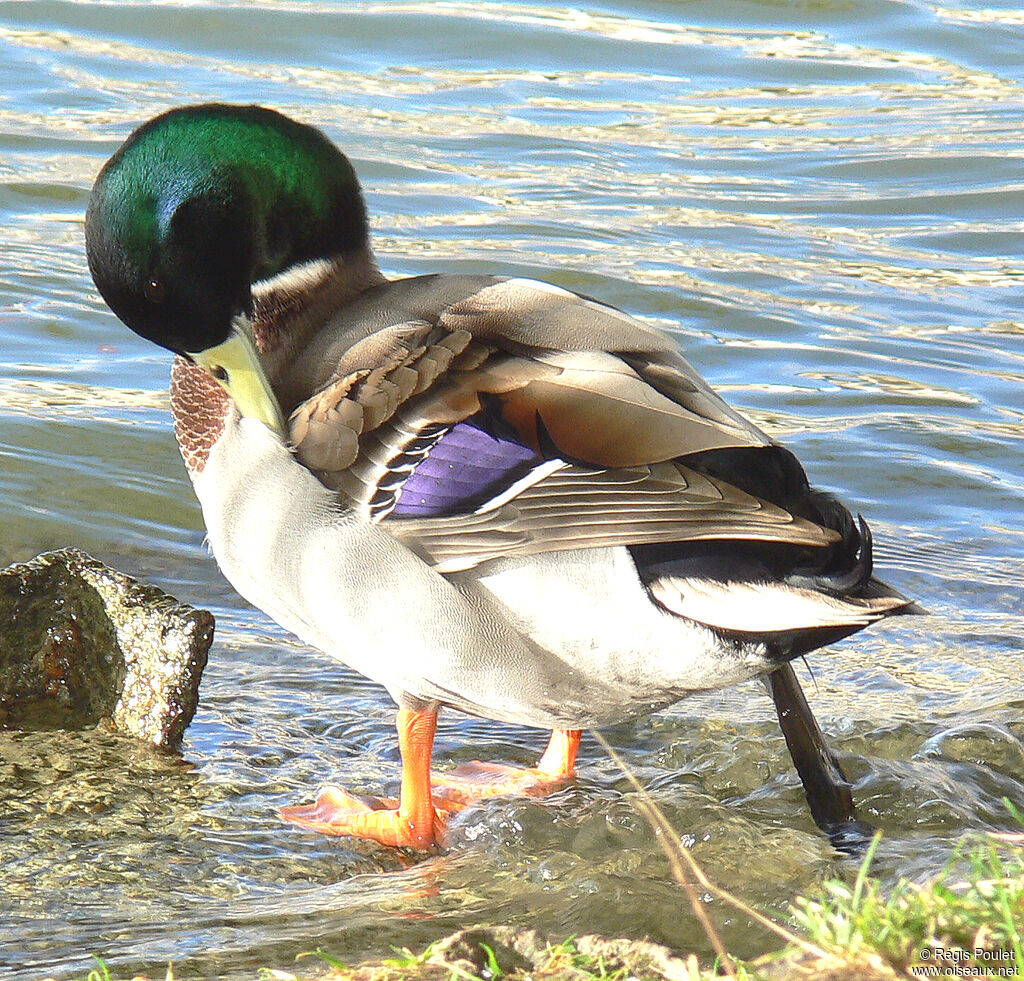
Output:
top-left (1, 1), bottom-right (1022, 978)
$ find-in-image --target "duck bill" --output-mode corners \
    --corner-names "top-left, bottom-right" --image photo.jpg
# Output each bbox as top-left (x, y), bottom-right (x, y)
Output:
top-left (189, 320), bottom-right (287, 437)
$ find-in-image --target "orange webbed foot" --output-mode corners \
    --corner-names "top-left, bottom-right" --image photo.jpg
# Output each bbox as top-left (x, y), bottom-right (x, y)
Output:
top-left (279, 785), bottom-right (443, 849)
top-left (431, 761), bottom-right (567, 809)
top-left (432, 729), bottom-right (581, 810)
top-left (279, 707), bottom-right (444, 851)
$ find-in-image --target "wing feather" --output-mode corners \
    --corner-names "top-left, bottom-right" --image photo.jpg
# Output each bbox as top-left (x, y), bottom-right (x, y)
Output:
top-left (388, 460), bottom-right (836, 572)
top-left (282, 276), bottom-right (835, 571)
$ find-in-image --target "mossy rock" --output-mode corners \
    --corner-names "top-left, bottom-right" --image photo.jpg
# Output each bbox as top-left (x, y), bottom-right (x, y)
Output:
top-left (0, 548), bottom-right (213, 748)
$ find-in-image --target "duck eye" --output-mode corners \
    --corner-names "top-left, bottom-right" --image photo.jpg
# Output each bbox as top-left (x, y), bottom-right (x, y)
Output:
top-left (210, 365), bottom-right (228, 382)
top-left (143, 278), bottom-right (166, 303)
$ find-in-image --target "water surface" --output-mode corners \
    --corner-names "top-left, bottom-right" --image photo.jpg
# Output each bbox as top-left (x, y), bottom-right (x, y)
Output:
top-left (1, 1), bottom-right (1022, 978)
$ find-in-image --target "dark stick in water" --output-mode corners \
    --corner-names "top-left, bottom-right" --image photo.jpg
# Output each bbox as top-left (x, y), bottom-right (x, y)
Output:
top-left (768, 663), bottom-right (874, 852)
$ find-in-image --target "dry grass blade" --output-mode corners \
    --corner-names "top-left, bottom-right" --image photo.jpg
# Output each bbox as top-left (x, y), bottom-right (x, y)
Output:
top-left (592, 731), bottom-right (837, 964)
top-left (630, 794), bottom-right (738, 977)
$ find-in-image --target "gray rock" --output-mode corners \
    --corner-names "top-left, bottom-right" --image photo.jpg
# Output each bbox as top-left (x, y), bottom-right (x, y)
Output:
top-left (0, 548), bottom-right (213, 748)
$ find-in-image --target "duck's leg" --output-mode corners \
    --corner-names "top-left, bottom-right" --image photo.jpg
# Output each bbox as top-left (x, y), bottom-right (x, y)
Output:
top-left (767, 663), bottom-right (874, 852)
top-left (432, 728), bottom-right (581, 807)
top-left (537, 728), bottom-right (582, 778)
top-left (279, 707), bottom-right (443, 849)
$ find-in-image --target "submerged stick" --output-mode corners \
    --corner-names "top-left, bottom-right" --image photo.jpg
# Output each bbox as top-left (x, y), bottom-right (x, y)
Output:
top-left (767, 663), bottom-right (874, 852)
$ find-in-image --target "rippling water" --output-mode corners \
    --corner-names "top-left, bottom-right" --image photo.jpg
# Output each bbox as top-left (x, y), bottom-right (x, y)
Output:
top-left (1, 1), bottom-right (1022, 978)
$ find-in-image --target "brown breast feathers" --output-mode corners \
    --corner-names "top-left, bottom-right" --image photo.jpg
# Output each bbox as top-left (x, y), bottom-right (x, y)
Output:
top-left (170, 356), bottom-right (233, 477)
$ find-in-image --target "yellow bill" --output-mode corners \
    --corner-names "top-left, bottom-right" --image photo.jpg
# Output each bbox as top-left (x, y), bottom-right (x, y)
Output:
top-left (190, 320), bottom-right (287, 437)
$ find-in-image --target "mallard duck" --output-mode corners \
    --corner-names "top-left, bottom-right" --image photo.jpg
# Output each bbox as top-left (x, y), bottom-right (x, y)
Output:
top-left (86, 104), bottom-right (917, 850)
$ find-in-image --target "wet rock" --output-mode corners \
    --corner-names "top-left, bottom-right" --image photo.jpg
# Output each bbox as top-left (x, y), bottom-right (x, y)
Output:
top-left (0, 548), bottom-right (213, 748)
top-left (424, 926), bottom-right (696, 980)
top-left (756, 952), bottom-right (903, 980)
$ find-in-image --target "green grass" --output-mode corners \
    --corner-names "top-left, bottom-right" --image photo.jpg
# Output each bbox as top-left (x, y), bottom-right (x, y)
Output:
top-left (789, 811), bottom-right (1024, 979)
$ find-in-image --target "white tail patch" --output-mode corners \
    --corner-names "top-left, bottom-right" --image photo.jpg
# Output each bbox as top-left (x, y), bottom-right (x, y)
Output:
top-left (648, 576), bottom-right (905, 633)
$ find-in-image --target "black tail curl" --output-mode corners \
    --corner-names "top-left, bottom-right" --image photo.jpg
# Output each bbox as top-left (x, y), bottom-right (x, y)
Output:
top-left (677, 443), bottom-right (872, 593)
top-left (786, 514), bottom-right (873, 597)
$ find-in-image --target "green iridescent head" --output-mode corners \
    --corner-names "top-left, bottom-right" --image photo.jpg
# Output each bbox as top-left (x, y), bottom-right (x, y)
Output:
top-left (85, 103), bottom-right (369, 358)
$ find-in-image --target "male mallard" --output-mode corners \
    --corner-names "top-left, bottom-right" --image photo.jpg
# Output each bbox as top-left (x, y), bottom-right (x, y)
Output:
top-left (86, 104), bottom-right (917, 850)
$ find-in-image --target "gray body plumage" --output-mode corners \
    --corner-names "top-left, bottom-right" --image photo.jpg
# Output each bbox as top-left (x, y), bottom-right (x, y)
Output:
top-left (195, 415), bottom-right (767, 729)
